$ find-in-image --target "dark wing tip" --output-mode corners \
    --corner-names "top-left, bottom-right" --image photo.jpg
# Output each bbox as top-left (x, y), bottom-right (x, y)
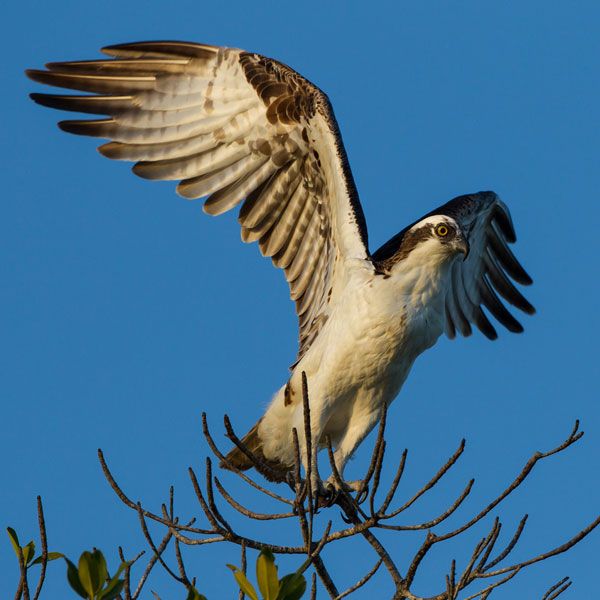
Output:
top-left (26, 68), bottom-right (47, 84)
top-left (503, 316), bottom-right (525, 334)
top-left (475, 309), bottom-right (498, 340)
top-left (493, 205), bottom-right (517, 244)
top-left (29, 92), bottom-right (49, 106)
top-left (482, 327), bottom-right (499, 340)
top-left (57, 120), bottom-right (82, 135)
top-left (518, 271), bottom-right (533, 286)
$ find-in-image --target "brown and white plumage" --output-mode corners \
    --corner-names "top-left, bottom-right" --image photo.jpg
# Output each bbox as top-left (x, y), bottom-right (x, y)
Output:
top-left (372, 194), bottom-right (535, 341)
top-left (28, 41), bottom-right (369, 364)
top-left (27, 41), bottom-right (534, 486)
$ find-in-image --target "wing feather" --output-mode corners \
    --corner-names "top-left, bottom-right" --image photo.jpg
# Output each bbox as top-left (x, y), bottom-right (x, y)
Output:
top-left (28, 41), bottom-right (370, 362)
top-left (435, 192), bottom-right (533, 339)
top-left (258, 179), bottom-right (307, 254)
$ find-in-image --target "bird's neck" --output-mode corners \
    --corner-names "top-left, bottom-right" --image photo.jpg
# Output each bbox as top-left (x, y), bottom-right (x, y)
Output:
top-left (389, 245), bottom-right (455, 311)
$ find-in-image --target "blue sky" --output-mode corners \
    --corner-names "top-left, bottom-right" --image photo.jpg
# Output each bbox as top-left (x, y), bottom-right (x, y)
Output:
top-left (2, 1), bottom-right (599, 598)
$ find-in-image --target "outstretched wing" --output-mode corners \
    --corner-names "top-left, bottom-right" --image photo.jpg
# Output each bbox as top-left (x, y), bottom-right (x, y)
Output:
top-left (439, 192), bottom-right (535, 340)
top-left (27, 41), bottom-right (370, 361)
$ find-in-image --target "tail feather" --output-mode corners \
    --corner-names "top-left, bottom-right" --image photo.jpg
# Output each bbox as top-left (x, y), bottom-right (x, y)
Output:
top-left (220, 419), bottom-right (291, 483)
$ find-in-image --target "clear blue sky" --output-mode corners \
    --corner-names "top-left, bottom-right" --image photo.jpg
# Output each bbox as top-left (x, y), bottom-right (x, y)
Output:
top-left (2, 1), bottom-right (599, 598)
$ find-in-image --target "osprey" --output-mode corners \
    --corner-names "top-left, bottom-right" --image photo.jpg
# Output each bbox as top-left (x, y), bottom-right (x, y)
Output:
top-left (27, 41), bottom-right (534, 491)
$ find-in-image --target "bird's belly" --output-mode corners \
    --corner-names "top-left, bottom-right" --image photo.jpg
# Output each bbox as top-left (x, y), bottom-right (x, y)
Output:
top-left (303, 287), bottom-right (443, 412)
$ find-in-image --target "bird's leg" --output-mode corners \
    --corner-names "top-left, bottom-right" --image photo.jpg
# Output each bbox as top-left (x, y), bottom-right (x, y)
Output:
top-left (294, 402), bottom-right (331, 503)
top-left (325, 407), bottom-right (382, 501)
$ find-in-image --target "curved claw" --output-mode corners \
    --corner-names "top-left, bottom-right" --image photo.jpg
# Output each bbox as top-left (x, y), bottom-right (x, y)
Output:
top-left (355, 484), bottom-right (369, 505)
top-left (323, 481), bottom-right (340, 507)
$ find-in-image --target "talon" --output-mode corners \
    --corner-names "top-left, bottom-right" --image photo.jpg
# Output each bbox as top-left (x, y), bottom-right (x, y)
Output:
top-left (355, 485), bottom-right (369, 504)
top-left (322, 481), bottom-right (339, 507)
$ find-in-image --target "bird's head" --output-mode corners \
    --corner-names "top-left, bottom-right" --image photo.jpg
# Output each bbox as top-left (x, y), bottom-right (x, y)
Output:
top-left (403, 215), bottom-right (470, 262)
top-left (375, 215), bottom-right (469, 275)
top-left (397, 215), bottom-right (469, 263)
top-left (372, 213), bottom-right (470, 280)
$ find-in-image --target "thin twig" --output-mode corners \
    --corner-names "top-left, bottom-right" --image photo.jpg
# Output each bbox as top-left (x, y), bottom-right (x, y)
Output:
top-left (31, 497), bottom-right (47, 600)
top-left (359, 407), bottom-right (387, 499)
top-left (187, 466), bottom-right (221, 532)
top-left (214, 478), bottom-right (295, 520)
top-left (541, 577), bottom-right (572, 600)
top-left (205, 458), bottom-right (234, 533)
top-left (483, 512), bottom-right (600, 578)
top-left (483, 515), bottom-right (528, 571)
top-left (301, 372), bottom-right (316, 525)
top-left (378, 448), bottom-right (407, 514)
top-left (136, 503), bottom-right (183, 584)
top-left (202, 413), bottom-right (293, 506)
top-left (462, 567), bottom-right (520, 600)
top-left (385, 439), bottom-right (466, 519)
top-left (224, 415), bottom-right (281, 481)
top-left (238, 541), bottom-right (247, 600)
top-left (436, 422), bottom-right (583, 543)
top-left (334, 559), bottom-right (382, 599)
top-left (14, 541), bottom-right (28, 600)
top-left (378, 479), bottom-right (474, 531)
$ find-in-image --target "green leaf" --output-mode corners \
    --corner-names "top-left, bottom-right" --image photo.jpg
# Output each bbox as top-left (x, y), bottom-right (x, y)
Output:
top-left (92, 549), bottom-right (108, 587)
top-left (7, 527), bottom-right (21, 557)
top-left (32, 552), bottom-right (65, 565)
top-left (227, 564), bottom-right (259, 600)
top-left (78, 551), bottom-right (98, 598)
top-left (99, 580), bottom-right (124, 600)
top-left (256, 550), bottom-right (279, 600)
top-left (22, 541), bottom-right (36, 565)
top-left (277, 573), bottom-right (306, 600)
top-left (65, 558), bottom-right (89, 599)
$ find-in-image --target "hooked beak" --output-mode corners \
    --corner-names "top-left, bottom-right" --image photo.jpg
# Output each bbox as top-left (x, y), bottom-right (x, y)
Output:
top-left (456, 237), bottom-right (470, 260)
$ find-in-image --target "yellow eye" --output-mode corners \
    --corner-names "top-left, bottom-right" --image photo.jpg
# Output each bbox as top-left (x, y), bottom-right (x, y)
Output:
top-left (436, 224), bottom-right (449, 237)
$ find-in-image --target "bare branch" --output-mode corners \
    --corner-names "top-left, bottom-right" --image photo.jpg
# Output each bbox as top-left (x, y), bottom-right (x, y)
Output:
top-left (379, 479), bottom-right (474, 531)
top-left (187, 466), bottom-right (222, 532)
top-left (224, 415), bottom-right (282, 482)
top-left (462, 567), bottom-right (520, 600)
top-left (214, 477), bottom-right (295, 520)
top-left (334, 559), bottom-right (382, 599)
top-left (135, 503), bottom-right (183, 584)
top-left (378, 448), bottom-right (408, 514)
top-left (483, 512), bottom-right (600, 577)
top-left (384, 439), bottom-right (466, 519)
top-left (541, 577), bottom-right (572, 600)
top-left (238, 541), bottom-right (247, 600)
top-left (359, 407), bottom-right (387, 500)
top-left (93, 411), bottom-right (597, 600)
top-left (14, 542), bottom-right (29, 600)
top-left (436, 422), bottom-right (584, 543)
top-left (31, 497), bottom-right (47, 600)
top-left (202, 413), bottom-right (293, 506)
top-left (205, 458), bottom-right (234, 533)
top-left (483, 515), bottom-right (528, 572)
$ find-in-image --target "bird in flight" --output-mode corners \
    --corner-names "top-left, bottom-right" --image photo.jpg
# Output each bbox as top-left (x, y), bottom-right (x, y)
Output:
top-left (27, 41), bottom-right (534, 492)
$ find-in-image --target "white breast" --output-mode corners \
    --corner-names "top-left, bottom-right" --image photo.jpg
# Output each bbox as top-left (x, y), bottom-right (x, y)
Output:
top-left (299, 254), bottom-right (451, 406)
